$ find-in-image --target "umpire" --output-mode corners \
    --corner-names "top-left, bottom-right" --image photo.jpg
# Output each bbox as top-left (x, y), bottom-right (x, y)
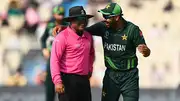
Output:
top-left (40, 5), bottom-right (68, 101)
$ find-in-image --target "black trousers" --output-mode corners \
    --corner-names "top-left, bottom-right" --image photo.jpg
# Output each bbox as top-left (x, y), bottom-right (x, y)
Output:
top-left (59, 72), bottom-right (92, 101)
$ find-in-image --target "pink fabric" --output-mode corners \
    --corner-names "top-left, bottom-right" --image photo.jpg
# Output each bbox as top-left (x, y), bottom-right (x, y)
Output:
top-left (25, 7), bottom-right (39, 26)
top-left (50, 27), bottom-right (95, 85)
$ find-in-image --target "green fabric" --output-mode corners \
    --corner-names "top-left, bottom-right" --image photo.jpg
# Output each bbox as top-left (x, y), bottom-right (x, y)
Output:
top-left (98, 3), bottom-right (122, 16)
top-left (47, 45), bottom-right (52, 51)
top-left (45, 20), bottom-right (68, 51)
top-left (112, 4), bottom-right (122, 15)
top-left (127, 59), bottom-right (131, 69)
top-left (101, 68), bottom-right (139, 101)
top-left (8, 9), bottom-right (23, 16)
top-left (48, 22), bottom-right (55, 29)
top-left (45, 58), bottom-right (55, 101)
top-left (131, 58), bottom-right (135, 68)
top-left (53, 6), bottom-right (65, 15)
top-left (46, 21), bottom-right (56, 51)
top-left (86, 20), bottom-right (146, 70)
top-left (105, 56), bottom-right (118, 70)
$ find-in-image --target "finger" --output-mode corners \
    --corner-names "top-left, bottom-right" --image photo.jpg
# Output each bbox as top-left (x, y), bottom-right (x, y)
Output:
top-left (143, 48), bottom-right (148, 52)
top-left (138, 46), bottom-right (143, 52)
top-left (56, 89), bottom-right (60, 93)
top-left (143, 49), bottom-right (149, 54)
top-left (138, 49), bottom-right (143, 53)
top-left (142, 45), bottom-right (147, 49)
top-left (138, 47), bottom-right (142, 51)
top-left (139, 50), bottom-right (143, 54)
top-left (138, 47), bottom-right (143, 51)
top-left (53, 28), bottom-right (61, 36)
top-left (53, 31), bottom-right (56, 36)
top-left (59, 88), bottom-right (65, 94)
top-left (53, 27), bottom-right (58, 34)
top-left (58, 27), bottom-right (61, 32)
top-left (142, 46), bottom-right (148, 51)
top-left (52, 31), bottom-right (56, 36)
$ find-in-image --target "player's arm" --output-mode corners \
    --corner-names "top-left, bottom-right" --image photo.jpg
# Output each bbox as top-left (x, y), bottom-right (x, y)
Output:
top-left (85, 22), bottom-right (105, 36)
top-left (40, 26), bottom-right (50, 59)
top-left (50, 33), bottom-right (66, 93)
top-left (132, 27), bottom-right (151, 57)
top-left (40, 26), bottom-right (49, 49)
top-left (52, 22), bottom-right (105, 36)
top-left (89, 36), bottom-right (95, 78)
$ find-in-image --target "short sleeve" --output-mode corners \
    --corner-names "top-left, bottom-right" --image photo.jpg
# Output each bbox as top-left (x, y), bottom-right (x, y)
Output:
top-left (132, 26), bottom-right (146, 47)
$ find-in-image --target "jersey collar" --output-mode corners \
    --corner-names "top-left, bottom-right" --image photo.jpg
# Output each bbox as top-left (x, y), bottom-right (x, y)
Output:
top-left (67, 26), bottom-right (88, 40)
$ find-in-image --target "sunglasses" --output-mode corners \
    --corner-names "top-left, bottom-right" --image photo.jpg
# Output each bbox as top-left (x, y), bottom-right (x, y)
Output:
top-left (102, 14), bottom-right (117, 19)
top-left (57, 12), bottom-right (64, 15)
top-left (75, 17), bottom-right (87, 21)
top-left (72, 17), bottom-right (88, 25)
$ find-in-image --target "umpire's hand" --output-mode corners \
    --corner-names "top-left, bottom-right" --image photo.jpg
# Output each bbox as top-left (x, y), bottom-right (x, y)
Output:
top-left (55, 83), bottom-right (65, 94)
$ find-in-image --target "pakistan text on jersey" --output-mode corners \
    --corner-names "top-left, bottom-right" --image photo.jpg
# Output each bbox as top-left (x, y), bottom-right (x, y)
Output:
top-left (104, 42), bottom-right (126, 51)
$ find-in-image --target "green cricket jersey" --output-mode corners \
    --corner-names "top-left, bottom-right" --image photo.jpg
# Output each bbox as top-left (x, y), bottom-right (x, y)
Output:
top-left (86, 19), bottom-right (146, 70)
top-left (41, 19), bottom-right (68, 51)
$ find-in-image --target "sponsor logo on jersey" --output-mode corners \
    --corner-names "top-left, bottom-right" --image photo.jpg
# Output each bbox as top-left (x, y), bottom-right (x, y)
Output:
top-left (104, 42), bottom-right (126, 51)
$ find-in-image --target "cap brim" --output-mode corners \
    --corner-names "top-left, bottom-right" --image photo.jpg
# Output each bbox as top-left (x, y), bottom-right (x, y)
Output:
top-left (63, 15), bottom-right (94, 22)
top-left (98, 9), bottom-right (111, 15)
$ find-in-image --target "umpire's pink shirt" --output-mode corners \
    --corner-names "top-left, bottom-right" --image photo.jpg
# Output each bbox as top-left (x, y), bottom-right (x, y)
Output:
top-left (50, 27), bottom-right (95, 85)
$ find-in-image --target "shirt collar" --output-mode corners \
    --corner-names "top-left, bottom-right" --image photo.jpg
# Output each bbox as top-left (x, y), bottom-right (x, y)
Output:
top-left (67, 26), bottom-right (88, 39)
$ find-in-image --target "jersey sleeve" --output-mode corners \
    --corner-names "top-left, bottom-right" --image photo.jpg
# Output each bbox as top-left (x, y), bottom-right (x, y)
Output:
top-left (50, 33), bottom-right (66, 85)
top-left (40, 26), bottom-right (49, 49)
top-left (132, 26), bottom-right (146, 47)
top-left (85, 22), bottom-right (105, 36)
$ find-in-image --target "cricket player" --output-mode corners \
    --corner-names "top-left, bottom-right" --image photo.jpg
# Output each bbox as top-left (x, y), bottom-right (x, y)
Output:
top-left (40, 5), bottom-right (68, 101)
top-left (53, 3), bottom-right (151, 101)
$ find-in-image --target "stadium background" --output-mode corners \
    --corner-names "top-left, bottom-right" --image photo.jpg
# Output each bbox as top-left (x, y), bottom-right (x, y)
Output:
top-left (0, 0), bottom-right (180, 101)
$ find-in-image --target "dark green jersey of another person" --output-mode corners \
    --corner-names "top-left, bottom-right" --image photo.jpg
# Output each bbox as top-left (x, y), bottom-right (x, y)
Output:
top-left (41, 6), bottom-right (68, 52)
top-left (86, 15), bottom-right (145, 71)
top-left (40, 5), bottom-right (68, 101)
top-left (85, 3), bottom-right (151, 101)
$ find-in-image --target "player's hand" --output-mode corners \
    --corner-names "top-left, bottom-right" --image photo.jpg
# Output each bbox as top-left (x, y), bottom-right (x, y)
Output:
top-left (39, 71), bottom-right (47, 82)
top-left (42, 48), bottom-right (50, 60)
top-left (55, 83), bottom-right (65, 94)
top-left (138, 44), bottom-right (150, 57)
top-left (52, 26), bottom-right (62, 37)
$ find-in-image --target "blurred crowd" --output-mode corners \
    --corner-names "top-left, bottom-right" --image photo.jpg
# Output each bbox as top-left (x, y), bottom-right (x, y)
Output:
top-left (0, 0), bottom-right (180, 89)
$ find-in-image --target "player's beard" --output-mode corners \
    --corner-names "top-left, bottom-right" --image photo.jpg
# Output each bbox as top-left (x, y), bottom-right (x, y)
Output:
top-left (109, 18), bottom-right (117, 29)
